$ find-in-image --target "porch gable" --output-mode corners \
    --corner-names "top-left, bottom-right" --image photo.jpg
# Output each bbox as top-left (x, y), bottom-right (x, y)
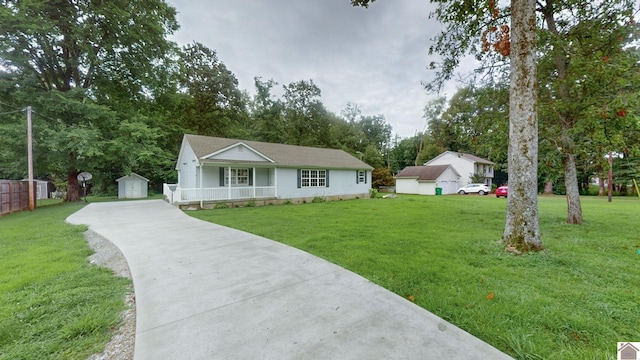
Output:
top-left (202, 142), bottom-right (275, 163)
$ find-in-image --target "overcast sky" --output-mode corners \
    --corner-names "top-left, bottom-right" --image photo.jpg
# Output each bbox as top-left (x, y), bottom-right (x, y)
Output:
top-left (167, 0), bottom-right (464, 138)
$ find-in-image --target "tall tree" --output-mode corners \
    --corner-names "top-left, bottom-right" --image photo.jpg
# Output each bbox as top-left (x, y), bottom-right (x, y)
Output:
top-left (0, 0), bottom-right (179, 201)
top-left (351, 0), bottom-right (543, 252)
top-left (536, 0), bottom-right (638, 223)
top-left (502, 0), bottom-right (542, 252)
top-left (389, 134), bottom-right (421, 173)
top-left (282, 79), bottom-right (329, 146)
top-left (250, 77), bottom-right (286, 143)
top-left (358, 114), bottom-right (392, 155)
top-left (178, 42), bottom-right (248, 138)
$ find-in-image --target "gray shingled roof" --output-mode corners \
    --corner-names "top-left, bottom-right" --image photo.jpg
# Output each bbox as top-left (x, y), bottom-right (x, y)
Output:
top-left (184, 134), bottom-right (373, 170)
top-left (459, 153), bottom-right (494, 164)
top-left (424, 151), bottom-right (494, 166)
top-left (395, 165), bottom-right (453, 180)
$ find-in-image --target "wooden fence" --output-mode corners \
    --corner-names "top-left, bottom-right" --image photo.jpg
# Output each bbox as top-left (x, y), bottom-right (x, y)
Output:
top-left (0, 180), bottom-right (34, 216)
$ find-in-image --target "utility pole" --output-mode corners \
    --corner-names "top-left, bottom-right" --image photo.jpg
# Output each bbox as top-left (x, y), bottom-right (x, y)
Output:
top-left (27, 106), bottom-right (35, 211)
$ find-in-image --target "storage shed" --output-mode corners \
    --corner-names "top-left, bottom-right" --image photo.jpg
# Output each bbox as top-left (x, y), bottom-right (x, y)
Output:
top-left (116, 173), bottom-right (149, 199)
top-left (21, 179), bottom-right (51, 199)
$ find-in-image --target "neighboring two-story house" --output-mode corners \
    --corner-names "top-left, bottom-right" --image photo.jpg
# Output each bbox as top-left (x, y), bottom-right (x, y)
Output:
top-left (425, 151), bottom-right (495, 188)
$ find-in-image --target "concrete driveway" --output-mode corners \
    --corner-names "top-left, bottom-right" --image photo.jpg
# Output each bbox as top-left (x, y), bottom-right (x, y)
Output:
top-left (67, 200), bottom-right (512, 360)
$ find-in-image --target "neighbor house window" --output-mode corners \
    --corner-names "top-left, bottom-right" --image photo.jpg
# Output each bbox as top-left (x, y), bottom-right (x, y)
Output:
top-left (225, 168), bottom-right (249, 185)
top-left (301, 169), bottom-right (326, 187)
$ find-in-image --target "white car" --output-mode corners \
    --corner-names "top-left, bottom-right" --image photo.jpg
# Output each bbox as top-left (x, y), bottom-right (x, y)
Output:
top-left (458, 183), bottom-right (490, 195)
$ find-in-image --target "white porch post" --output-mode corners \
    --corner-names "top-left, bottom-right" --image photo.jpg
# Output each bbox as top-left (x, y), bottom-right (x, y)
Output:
top-left (227, 166), bottom-right (232, 200)
top-left (273, 168), bottom-right (278, 198)
top-left (252, 167), bottom-right (256, 198)
top-left (199, 163), bottom-right (203, 208)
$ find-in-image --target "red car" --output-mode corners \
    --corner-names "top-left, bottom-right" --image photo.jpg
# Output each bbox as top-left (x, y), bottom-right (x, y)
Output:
top-left (495, 186), bottom-right (508, 198)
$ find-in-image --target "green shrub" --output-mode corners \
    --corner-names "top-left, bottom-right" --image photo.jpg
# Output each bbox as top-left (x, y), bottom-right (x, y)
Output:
top-left (214, 202), bottom-right (229, 209)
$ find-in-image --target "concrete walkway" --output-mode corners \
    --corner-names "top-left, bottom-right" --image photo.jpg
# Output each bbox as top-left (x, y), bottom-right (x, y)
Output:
top-left (67, 200), bottom-right (512, 360)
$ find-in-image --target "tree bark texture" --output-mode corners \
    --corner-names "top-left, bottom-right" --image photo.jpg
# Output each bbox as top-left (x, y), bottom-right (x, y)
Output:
top-left (502, 0), bottom-right (543, 253)
top-left (561, 129), bottom-right (584, 223)
top-left (65, 171), bottom-right (81, 202)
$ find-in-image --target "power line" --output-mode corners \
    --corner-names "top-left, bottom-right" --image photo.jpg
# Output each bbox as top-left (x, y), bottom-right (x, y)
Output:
top-left (30, 109), bottom-right (59, 122)
top-left (0, 100), bottom-right (24, 112)
top-left (0, 108), bottom-right (25, 116)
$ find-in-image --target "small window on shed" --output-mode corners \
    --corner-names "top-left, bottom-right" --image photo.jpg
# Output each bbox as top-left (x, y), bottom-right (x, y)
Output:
top-left (357, 170), bottom-right (367, 184)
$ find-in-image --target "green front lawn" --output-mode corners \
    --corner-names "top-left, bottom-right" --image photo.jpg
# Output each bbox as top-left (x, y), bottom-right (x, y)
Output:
top-left (189, 195), bottom-right (640, 360)
top-left (0, 203), bottom-right (130, 360)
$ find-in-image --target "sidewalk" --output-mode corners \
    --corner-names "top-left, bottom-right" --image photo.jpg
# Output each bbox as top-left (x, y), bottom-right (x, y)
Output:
top-left (67, 200), bottom-right (512, 360)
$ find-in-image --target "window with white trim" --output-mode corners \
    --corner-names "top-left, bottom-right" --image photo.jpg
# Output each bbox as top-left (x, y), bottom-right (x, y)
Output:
top-left (225, 168), bottom-right (249, 185)
top-left (301, 169), bottom-right (326, 187)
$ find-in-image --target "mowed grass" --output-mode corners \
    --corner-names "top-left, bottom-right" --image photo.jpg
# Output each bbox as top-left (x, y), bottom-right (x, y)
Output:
top-left (0, 203), bottom-right (130, 360)
top-left (189, 195), bottom-right (640, 360)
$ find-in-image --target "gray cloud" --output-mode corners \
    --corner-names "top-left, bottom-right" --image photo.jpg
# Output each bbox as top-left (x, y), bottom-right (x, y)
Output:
top-left (168, 0), bottom-right (454, 138)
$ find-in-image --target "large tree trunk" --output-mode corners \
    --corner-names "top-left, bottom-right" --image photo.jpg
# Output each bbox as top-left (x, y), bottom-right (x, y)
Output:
top-left (502, 0), bottom-right (543, 254)
top-left (543, 181), bottom-right (553, 195)
top-left (561, 130), bottom-right (583, 224)
top-left (65, 170), bottom-right (81, 202)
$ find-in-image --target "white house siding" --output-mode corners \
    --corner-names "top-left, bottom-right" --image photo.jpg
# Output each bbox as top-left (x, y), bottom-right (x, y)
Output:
top-left (436, 167), bottom-right (460, 194)
top-left (417, 181), bottom-right (436, 195)
top-left (426, 153), bottom-right (493, 188)
top-left (427, 155), bottom-right (474, 186)
top-left (436, 180), bottom-right (459, 194)
top-left (201, 166), bottom-right (218, 188)
top-left (255, 168), bottom-right (272, 186)
top-left (177, 142), bottom-right (199, 188)
top-left (396, 178), bottom-right (419, 194)
top-left (275, 168), bottom-right (370, 199)
top-left (397, 180), bottom-right (437, 195)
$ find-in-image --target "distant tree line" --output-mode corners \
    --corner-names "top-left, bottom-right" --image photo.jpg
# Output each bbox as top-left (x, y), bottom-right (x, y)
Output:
top-left (1, 0), bottom-right (638, 210)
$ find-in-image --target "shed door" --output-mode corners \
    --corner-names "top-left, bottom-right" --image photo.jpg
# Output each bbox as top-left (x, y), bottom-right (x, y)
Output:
top-left (127, 180), bottom-right (141, 198)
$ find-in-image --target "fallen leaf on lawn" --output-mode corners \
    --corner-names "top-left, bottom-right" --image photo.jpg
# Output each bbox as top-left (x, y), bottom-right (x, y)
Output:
top-left (407, 295), bottom-right (415, 302)
top-left (486, 292), bottom-right (494, 300)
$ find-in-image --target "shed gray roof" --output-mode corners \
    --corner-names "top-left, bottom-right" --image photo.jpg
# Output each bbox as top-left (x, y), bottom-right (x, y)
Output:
top-left (115, 173), bottom-right (149, 182)
top-left (184, 134), bottom-right (373, 170)
top-left (395, 165), bottom-right (455, 180)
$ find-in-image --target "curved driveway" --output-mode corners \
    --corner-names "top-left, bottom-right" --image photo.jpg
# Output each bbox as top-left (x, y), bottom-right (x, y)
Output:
top-left (67, 200), bottom-right (511, 360)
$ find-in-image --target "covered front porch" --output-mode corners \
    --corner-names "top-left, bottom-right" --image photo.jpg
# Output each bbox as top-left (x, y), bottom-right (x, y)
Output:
top-left (163, 183), bottom-right (276, 204)
top-left (164, 164), bottom-right (278, 205)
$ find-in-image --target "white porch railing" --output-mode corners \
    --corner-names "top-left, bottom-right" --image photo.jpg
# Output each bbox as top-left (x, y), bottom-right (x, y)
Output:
top-left (163, 184), bottom-right (276, 203)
